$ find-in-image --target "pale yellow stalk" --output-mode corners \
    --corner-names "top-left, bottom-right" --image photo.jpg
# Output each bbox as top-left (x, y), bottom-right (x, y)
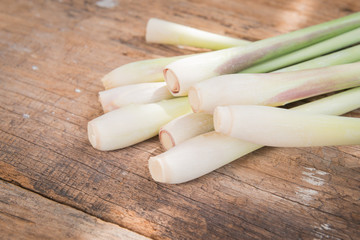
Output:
top-left (214, 105), bottom-right (360, 147)
top-left (188, 62), bottom-right (360, 114)
top-left (99, 82), bottom-right (173, 113)
top-left (159, 113), bottom-right (213, 150)
top-left (146, 18), bottom-right (250, 50)
top-left (88, 98), bottom-right (192, 151)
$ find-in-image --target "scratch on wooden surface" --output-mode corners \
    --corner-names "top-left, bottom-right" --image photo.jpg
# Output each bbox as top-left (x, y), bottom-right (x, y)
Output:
top-left (295, 186), bottom-right (318, 204)
top-left (312, 222), bottom-right (336, 240)
top-left (8, 43), bottom-right (32, 53)
top-left (320, 223), bottom-right (331, 231)
top-left (302, 167), bottom-right (329, 186)
top-left (96, 0), bottom-right (118, 9)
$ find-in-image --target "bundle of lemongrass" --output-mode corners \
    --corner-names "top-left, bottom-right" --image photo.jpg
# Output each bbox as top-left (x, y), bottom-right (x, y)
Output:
top-left (88, 14), bottom-right (360, 184)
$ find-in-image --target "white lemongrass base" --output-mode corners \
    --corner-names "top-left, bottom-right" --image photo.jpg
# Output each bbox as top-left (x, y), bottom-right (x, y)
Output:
top-left (99, 82), bottom-right (174, 113)
top-left (149, 131), bottom-right (261, 184)
top-left (146, 18), bottom-right (250, 50)
top-left (102, 55), bottom-right (184, 89)
top-left (88, 98), bottom-right (192, 151)
top-left (159, 113), bottom-right (213, 150)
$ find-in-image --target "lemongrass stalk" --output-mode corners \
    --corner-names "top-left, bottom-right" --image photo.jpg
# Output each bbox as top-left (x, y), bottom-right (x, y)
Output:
top-left (214, 105), bottom-right (360, 147)
top-left (149, 131), bottom-right (260, 183)
top-left (240, 27), bottom-right (360, 73)
top-left (188, 62), bottom-right (360, 114)
top-left (88, 98), bottom-right (191, 151)
top-left (102, 35), bottom-right (252, 90)
top-left (156, 48), bottom-right (360, 149)
top-left (293, 88), bottom-right (360, 115)
top-left (99, 82), bottom-right (174, 113)
top-left (159, 113), bottom-right (213, 150)
top-left (274, 44), bottom-right (360, 73)
top-left (149, 87), bottom-right (360, 184)
top-left (164, 12), bottom-right (360, 96)
top-left (101, 55), bottom-right (185, 89)
top-left (146, 18), bottom-right (250, 50)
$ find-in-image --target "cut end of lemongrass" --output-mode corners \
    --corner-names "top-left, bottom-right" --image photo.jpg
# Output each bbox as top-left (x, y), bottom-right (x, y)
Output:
top-left (148, 156), bottom-right (167, 183)
top-left (159, 129), bottom-right (175, 150)
top-left (159, 112), bottom-right (214, 150)
top-left (164, 68), bottom-right (180, 94)
top-left (213, 106), bottom-right (232, 135)
top-left (88, 121), bottom-right (100, 150)
top-left (145, 18), bottom-right (159, 43)
top-left (188, 87), bottom-right (201, 113)
top-left (101, 73), bottom-right (113, 90)
top-left (98, 91), bottom-right (114, 113)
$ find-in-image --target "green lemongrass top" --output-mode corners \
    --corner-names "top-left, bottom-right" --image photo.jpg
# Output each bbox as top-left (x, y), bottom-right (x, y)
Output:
top-left (274, 44), bottom-right (360, 72)
top-left (240, 27), bottom-right (360, 73)
top-left (293, 86), bottom-right (360, 115)
top-left (146, 18), bottom-right (250, 50)
top-left (164, 12), bottom-right (360, 96)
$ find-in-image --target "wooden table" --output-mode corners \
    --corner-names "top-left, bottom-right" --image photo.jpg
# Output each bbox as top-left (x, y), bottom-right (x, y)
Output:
top-left (1, 0), bottom-right (360, 239)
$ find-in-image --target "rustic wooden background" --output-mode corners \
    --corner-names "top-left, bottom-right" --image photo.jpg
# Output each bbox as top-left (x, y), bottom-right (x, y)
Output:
top-left (1, 0), bottom-right (360, 239)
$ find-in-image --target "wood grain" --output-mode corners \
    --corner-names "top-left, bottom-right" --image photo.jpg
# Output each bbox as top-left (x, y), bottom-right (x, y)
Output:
top-left (0, 0), bottom-right (360, 239)
top-left (0, 180), bottom-right (150, 240)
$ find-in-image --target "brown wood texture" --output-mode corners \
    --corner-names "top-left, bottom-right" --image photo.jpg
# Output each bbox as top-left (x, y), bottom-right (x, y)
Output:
top-left (1, 0), bottom-right (360, 239)
top-left (0, 180), bottom-right (150, 240)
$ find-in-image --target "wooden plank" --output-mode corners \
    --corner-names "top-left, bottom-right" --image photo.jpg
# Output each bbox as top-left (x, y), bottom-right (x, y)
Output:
top-left (0, 180), bottom-right (150, 240)
top-left (0, 0), bottom-right (360, 239)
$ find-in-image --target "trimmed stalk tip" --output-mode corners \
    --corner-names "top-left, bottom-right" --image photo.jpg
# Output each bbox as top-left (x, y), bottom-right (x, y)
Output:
top-left (88, 121), bottom-right (100, 149)
top-left (159, 129), bottom-right (176, 150)
top-left (159, 112), bottom-right (214, 150)
top-left (213, 106), bottom-right (232, 135)
top-left (149, 157), bottom-right (166, 183)
top-left (164, 68), bottom-right (180, 94)
top-left (188, 87), bottom-right (201, 113)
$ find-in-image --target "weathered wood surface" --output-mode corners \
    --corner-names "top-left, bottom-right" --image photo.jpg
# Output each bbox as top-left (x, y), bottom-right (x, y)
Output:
top-left (0, 180), bottom-right (150, 240)
top-left (0, 0), bottom-right (360, 239)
